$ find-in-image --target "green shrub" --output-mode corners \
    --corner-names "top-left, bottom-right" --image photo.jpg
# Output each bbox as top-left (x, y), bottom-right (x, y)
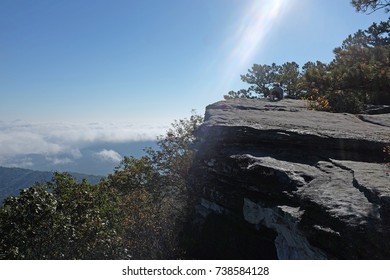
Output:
top-left (306, 90), bottom-right (363, 113)
top-left (326, 90), bottom-right (363, 113)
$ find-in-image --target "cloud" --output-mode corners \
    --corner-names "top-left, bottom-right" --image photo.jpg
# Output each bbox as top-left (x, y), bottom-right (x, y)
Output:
top-left (0, 130), bottom-right (63, 157)
top-left (95, 149), bottom-right (122, 163)
top-left (45, 156), bottom-right (75, 165)
top-left (0, 121), bottom-right (166, 169)
top-left (0, 157), bottom-right (34, 169)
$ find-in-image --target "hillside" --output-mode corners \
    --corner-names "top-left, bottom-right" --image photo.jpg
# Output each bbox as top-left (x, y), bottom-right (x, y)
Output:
top-left (0, 166), bottom-right (103, 203)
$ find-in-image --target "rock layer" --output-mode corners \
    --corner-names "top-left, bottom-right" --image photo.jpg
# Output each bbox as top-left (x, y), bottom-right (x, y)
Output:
top-left (188, 99), bottom-right (390, 259)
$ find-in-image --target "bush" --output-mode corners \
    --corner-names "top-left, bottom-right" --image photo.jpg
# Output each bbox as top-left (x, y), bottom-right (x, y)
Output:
top-left (306, 90), bottom-right (363, 113)
top-left (326, 90), bottom-right (363, 113)
top-left (107, 112), bottom-right (203, 259)
top-left (0, 173), bottom-right (126, 259)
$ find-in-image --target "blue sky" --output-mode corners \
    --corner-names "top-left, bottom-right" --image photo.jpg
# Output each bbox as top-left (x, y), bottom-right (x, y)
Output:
top-left (1, 0), bottom-right (388, 123)
top-left (0, 0), bottom-right (388, 174)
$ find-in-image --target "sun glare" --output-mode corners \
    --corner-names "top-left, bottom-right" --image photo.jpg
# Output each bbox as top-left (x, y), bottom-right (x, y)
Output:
top-left (232, 0), bottom-right (288, 67)
top-left (218, 0), bottom-right (290, 92)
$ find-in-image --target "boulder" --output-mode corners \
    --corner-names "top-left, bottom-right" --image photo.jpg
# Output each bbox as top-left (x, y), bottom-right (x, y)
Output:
top-left (188, 99), bottom-right (390, 259)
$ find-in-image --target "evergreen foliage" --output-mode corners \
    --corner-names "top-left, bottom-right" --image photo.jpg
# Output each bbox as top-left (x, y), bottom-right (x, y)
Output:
top-left (225, 18), bottom-right (390, 112)
top-left (351, 0), bottom-right (390, 13)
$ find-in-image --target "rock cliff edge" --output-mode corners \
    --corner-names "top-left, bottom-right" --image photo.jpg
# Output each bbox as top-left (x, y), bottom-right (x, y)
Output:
top-left (188, 99), bottom-right (390, 259)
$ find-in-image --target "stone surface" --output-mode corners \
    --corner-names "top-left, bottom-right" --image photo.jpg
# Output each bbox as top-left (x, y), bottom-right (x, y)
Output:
top-left (188, 99), bottom-right (390, 259)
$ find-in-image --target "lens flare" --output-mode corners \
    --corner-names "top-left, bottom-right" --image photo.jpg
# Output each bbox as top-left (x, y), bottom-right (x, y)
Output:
top-left (233, 1), bottom-right (283, 63)
top-left (220, 0), bottom-right (290, 92)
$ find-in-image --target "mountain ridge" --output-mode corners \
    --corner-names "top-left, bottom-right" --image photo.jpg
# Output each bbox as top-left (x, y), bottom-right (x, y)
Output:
top-left (0, 166), bottom-right (103, 203)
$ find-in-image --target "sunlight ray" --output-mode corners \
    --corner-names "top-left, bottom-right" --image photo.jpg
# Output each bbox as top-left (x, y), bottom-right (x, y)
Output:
top-left (219, 0), bottom-right (291, 93)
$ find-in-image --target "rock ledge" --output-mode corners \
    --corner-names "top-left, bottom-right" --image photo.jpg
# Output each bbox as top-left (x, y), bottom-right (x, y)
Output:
top-left (188, 99), bottom-right (390, 259)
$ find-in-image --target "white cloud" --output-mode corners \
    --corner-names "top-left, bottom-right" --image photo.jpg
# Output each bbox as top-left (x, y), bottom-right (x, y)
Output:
top-left (45, 156), bottom-right (74, 165)
top-left (95, 149), bottom-right (122, 163)
top-left (1, 157), bottom-right (34, 169)
top-left (0, 121), bottom-right (166, 169)
top-left (0, 130), bottom-right (63, 157)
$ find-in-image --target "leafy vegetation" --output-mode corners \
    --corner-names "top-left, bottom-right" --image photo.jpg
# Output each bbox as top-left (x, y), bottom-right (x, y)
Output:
top-left (0, 173), bottom-right (125, 259)
top-left (351, 0), bottom-right (390, 14)
top-left (224, 62), bottom-right (301, 99)
top-left (0, 166), bottom-right (102, 204)
top-left (225, 14), bottom-right (390, 113)
top-left (0, 113), bottom-right (203, 259)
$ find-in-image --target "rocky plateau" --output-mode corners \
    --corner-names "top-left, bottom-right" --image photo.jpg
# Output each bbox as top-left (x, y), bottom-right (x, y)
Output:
top-left (188, 99), bottom-right (390, 259)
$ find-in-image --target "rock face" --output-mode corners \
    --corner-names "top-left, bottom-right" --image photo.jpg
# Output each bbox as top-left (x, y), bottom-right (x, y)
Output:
top-left (188, 99), bottom-right (390, 259)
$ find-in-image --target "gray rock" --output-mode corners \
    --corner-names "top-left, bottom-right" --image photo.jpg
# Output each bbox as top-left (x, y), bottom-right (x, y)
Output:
top-left (243, 198), bottom-right (327, 259)
top-left (188, 99), bottom-right (390, 259)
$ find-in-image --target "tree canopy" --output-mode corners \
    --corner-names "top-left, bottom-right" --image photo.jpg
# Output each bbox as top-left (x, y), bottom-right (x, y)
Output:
top-left (225, 18), bottom-right (390, 112)
top-left (351, 0), bottom-right (390, 13)
top-left (330, 18), bottom-right (390, 105)
top-left (0, 173), bottom-right (125, 259)
top-left (225, 62), bottom-right (301, 99)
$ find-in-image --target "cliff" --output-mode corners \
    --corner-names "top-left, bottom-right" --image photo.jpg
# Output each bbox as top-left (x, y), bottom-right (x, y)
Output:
top-left (188, 99), bottom-right (390, 259)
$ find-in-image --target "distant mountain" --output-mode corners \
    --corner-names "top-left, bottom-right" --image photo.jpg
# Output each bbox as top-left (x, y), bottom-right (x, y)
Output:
top-left (0, 166), bottom-right (104, 203)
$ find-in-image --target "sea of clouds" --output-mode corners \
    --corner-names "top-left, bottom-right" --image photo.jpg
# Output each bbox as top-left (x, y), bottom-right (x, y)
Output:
top-left (0, 120), bottom-right (166, 175)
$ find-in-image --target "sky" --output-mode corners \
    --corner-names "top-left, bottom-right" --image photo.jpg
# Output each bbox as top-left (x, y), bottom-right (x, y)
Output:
top-left (0, 0), bottom-right (388, 175)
